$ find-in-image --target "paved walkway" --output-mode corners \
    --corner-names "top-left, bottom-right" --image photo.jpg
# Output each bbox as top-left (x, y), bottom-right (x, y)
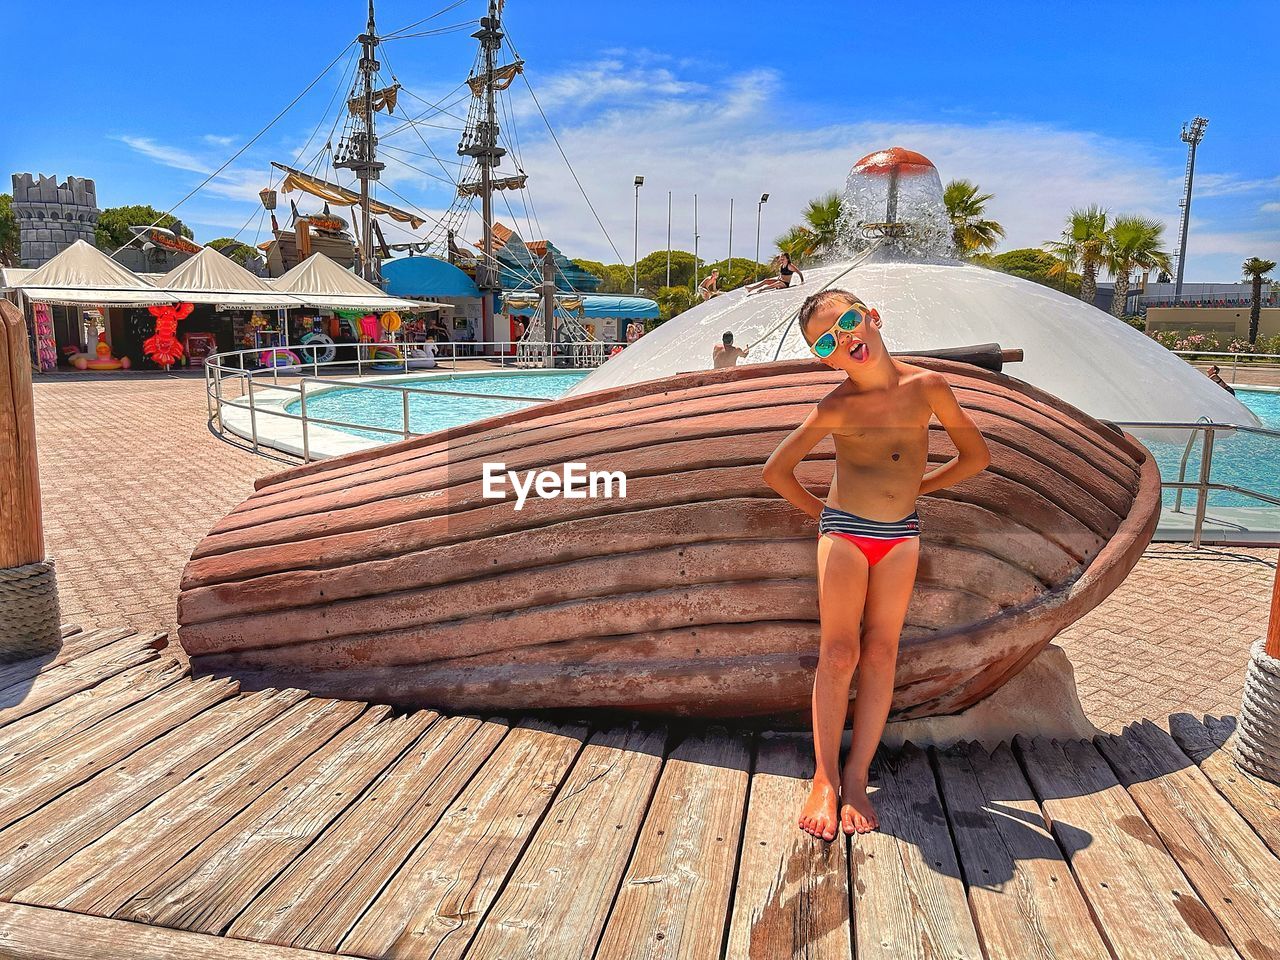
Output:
top-left (31, 370), bottom-right (1277, 733)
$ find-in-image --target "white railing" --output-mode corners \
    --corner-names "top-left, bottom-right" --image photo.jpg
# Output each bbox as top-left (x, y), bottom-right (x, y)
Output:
top-left (1114, 419), bottom-right (1280, 547)
top-left (1172, 350), bottom-right (1280, 384)
top-left (204, 339), bottom-right (623, 461)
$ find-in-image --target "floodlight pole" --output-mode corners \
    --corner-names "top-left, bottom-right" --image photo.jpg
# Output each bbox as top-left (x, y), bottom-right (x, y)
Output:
top-left (633, 175), bottom-right (644, 295)
top-left (755, 192), bottom-right (769, 281)
top-left (693, 193), bottom-right (700, 290)
top-left (727, 198), bottom-right (734, 283)
top-left (1174, 116), bottom-right (1208, 304)
top-left (666, 190), bottom-right (672, 288)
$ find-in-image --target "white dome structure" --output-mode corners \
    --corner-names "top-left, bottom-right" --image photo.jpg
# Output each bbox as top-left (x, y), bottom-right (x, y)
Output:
top-left (572, 147), bottom-right (1257, 427)
top-left (569, 258), bottom-right (1256, 426)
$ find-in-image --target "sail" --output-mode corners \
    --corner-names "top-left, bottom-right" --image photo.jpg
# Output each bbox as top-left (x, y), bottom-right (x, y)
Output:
top-left (271, 163), bottom-right (425, 228)
top-left (467, 60), bottom-right (523, 96)
top-left (347, 84), bottom-right (400, 118)
top-left (456, 174), bottom-right (528, 197)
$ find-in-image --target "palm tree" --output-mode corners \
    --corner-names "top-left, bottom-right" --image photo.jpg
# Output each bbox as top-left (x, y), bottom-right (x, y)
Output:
top-left (1104, 216), bottom-right (1172, 319)
top-left (773, 191), bottom-right (843, 264)
top-left (943, 179), bottom-right (1004, 256)
top-left (1242, 256), bottom-right (1276, 343)
top-left (1044, 205), bottom-right (1108, 304)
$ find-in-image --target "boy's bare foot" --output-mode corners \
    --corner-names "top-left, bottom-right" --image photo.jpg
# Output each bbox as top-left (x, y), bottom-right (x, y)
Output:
top-left (840, 774), bottom-right (879, 834)
top-left (798, 780), bottom-right (839, 841)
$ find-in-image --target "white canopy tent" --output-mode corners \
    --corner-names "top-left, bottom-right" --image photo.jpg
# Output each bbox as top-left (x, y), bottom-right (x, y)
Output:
top-left (158, 247), bottom-right (302, 309)
top-left (13, 240), bottom-right (177, 307)
top-left (274, 253), bottom-right (444, 313)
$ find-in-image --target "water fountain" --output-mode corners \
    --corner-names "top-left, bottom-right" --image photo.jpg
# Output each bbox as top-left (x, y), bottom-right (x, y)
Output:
top-left (569, 148), bottom-right (1257, 428)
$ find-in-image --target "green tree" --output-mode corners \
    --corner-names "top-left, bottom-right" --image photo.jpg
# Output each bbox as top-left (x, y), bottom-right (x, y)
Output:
top-left (0, 194), bottom-right (18, 267)
top-left (1104, 216), bottom-right (1172, 319)
top-left (701, 258), bottom-right (770, 292)
top-left (972, 248), bottom-right (1081, 296)
top-left (635, 249), bottom-right (697, 291)
top-left (1044, 205), bottom-right (1108, 304)
top-left (773, 191), bottom-right (843, 264)
top-left (943, 179), bottom-right (1004, 256)
top-left (95, 205), bottom-right (193, 250)
top-left (656, 285), bottom-right (698, 322)
top-left (207, 237), bottom-right (259, 266)
top-left (1242, 256), bottom-right (1277, 343)
top-left (574, 259), bottom-right (634, 294)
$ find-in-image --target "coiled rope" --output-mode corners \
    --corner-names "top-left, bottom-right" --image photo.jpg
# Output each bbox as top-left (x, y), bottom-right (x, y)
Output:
top-left (0, 560), bottom-right (61, 662)
top-left (1235, 638), bottom-right (1280, 784)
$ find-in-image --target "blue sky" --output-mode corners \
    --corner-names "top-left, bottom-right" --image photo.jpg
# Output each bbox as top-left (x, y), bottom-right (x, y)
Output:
top-left (3, 0), bottom-right (1277, 280)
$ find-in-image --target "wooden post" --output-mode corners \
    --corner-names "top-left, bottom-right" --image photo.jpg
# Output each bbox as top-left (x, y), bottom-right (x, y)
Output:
top-left (0, 300), bottom-right (44, 570)
top-left (1267, 560), bottom-right (1280, 660)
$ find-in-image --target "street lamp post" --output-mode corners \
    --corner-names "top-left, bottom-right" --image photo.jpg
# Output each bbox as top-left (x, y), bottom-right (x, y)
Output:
top-left (666, 190), bottom-right (672, 288)
top-left (755, 192), bottom-right (769, 281)
top-left (633, 175), bottom-right (644, 295)
top-left (693, 193), bottom-right (700, 291)
top-left (727, 198), bottom-right (734, 283)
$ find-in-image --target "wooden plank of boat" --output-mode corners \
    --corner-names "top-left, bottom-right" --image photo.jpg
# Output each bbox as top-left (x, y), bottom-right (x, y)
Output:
top-left (722, 735), bottom-right (849, 960)
top-left (934, 742), bottom-right (1109, 959)
top-left (17, 697), bottom-right (364, 914)
top-left (0, 625), bottom-right (151, 693)
top-left (0, 676), bottom-right (237, 830)
top-left (114, 707), bottom-right (417, 935)
top-left (230, 715), bottom-right (508, 952)
top-left (179, 497), bottom-right (1073, 628)
top-left (0, 689), bottom-right (302, 900)
top-left (0, 658), bottom-right (185, 774)
top-left (463, 724), bottom-right (667, 959)
top-left (1168, 713), bottom-right (1280, 859)
top-left (1097, 721), bottom-right (1280, 960)
top-left (0, 901), bottom-right (354, 960)
top-left (1016, 736), bottom-right (1237, 958)
top-left (850, 743), bottom-right (982, 960)
top-left (0, 629), bottom-right (162, 726)
top-left (340, 718), bottom-right (589, 959)
top-left (596, 728), bottom-right (750, 960)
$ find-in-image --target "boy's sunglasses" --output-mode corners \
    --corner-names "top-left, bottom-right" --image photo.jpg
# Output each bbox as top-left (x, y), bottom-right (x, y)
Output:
top-left (810, 304), bottom-right (876, 359)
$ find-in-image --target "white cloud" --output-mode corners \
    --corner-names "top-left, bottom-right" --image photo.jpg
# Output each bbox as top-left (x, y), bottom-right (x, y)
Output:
top-left (202, 134), bottom-right (239, 147)
top-left (1262, 201), bottom-right (1280, 214)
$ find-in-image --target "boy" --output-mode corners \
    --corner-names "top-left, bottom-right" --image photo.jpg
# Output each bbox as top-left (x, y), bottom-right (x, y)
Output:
top-left (763, 290), bottom-right (989, 838)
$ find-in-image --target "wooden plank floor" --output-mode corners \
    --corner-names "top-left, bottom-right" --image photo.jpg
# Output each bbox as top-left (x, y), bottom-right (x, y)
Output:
top-left (2, 627), bottom-right (1280, 960)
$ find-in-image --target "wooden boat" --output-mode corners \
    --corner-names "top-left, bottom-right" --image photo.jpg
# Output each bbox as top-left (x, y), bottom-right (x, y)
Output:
top-left (178, 350), bottom-right (1161, 726)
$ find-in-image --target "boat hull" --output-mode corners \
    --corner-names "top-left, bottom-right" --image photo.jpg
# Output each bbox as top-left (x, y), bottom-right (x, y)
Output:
top-left (179, 357), bottom-right (1160, 726)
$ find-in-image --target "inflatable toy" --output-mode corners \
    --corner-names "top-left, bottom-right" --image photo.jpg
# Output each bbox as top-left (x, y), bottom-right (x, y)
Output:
top-left (73, 333), bottom-right (131, 371)
top-left (259, 348), bottom-right (302, 368)
top-left (301, 331), bottom-right (337, 365)
top-left (370, 346), bottom-right (403, 370)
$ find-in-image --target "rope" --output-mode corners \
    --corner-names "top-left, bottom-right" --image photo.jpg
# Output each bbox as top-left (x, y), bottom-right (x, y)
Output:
top-left (0, 559), bottom-right (60, 662)
top-left (1235, 638), bottom-right (1280, 784)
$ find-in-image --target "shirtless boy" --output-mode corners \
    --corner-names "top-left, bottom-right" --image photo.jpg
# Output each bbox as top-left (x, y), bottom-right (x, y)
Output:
top-left (763, 290), bottom-right (990, 838)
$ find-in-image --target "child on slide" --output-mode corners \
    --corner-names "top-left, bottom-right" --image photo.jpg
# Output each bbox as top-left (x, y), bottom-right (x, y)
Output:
top-left (746, 253), bottom-right (804, 294)
top-left (763, 289), bottom-right (989, 838)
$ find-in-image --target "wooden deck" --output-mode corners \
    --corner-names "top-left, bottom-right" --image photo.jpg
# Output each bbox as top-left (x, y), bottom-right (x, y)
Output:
top-left (2, 626), bottom-right (1279, 959)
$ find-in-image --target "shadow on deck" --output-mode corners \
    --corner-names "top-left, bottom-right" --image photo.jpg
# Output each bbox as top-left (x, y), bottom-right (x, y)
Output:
top-left (0, 625), bottom-right (1277, 959)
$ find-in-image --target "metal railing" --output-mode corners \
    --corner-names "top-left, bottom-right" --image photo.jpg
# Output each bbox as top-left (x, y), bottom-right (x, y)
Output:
top-left (1172, 350), bottom-right (1280, 385)
top-left (204, 339), bottom-right (622, 461)
top-left (1115, 419), bottom-right (1280, 547)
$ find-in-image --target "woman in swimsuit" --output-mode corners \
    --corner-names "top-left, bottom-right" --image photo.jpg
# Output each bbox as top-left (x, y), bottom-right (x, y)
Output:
top-left (747, 253), bottom-right (805, 294)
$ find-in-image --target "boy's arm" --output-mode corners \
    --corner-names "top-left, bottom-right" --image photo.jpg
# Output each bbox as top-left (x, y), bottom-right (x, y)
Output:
top-left (763, 406), bottom-right (832, 520)
top-left (919, 373), bottom-right (990, 496)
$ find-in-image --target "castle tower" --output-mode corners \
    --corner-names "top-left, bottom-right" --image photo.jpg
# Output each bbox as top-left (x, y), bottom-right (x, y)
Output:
top-left (11, 173), bottom-right (101, 267)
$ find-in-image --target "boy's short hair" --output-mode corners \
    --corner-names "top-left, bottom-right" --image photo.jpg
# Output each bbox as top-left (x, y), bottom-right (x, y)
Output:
top-left (797, 289), bottom-right (860, 343)
top-left (722, 331), bottom-right (734, 345)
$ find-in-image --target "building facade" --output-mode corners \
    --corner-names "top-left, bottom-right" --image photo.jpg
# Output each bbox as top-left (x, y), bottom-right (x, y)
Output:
top-left (11, 173), bottom-right (100, 267)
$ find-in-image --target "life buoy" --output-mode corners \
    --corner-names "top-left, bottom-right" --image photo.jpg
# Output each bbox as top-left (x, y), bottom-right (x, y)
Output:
top-left (301, 332), bottom-right (337, 364)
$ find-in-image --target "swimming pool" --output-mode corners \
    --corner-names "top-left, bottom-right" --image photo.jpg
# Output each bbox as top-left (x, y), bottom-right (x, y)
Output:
top-left (287, 370), bottom-right (590, 440)
top-left (1140, 388), bottom-right (1280, 509)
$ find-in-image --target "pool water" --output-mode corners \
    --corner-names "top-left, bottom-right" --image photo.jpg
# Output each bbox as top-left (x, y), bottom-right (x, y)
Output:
top-left (291, 371), bottom-right (589, 440)
top-left (1141, 388), bottom-right (1280, 510)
